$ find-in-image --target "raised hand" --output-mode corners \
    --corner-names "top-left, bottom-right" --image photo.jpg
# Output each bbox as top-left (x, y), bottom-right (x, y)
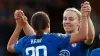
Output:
top-left (81, 1), bottom-right (91, 17)
top-left (14, 10), bottom-right (28, 28)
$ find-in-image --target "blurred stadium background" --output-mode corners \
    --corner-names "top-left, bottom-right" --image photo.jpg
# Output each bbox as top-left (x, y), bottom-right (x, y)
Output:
top-left (0, 0), bottom-right (100, 56)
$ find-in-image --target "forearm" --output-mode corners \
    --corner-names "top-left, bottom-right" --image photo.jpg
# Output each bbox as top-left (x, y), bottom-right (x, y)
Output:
top-left (7, 26), bottom-right (22, 52)
top-left (88, 17), bottom-right (95, 38)
top-left (70, 17), bottom-right (88, 43)
top-left (86, 17), bottom-right (95, 44)
top-left (78, 16), bottom-right (88, 40)
top-left (8, 26), bottom-right (22, 45)
top-left (23, 22), bottom-right (35, 36)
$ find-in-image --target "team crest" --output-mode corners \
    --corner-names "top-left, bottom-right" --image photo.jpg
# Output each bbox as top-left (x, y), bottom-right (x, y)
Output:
top-left (59, 50), bottom-right (70, 56)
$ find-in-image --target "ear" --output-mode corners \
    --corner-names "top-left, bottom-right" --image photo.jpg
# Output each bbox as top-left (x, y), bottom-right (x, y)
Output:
top-left (47, 23), bottom-right (50, 28)
top-left (77, 20), bottom-right (81, 26)
top-left (77, 20), bottom-right (81, 30)
top-left (62, 21), bottom-right (64, 27)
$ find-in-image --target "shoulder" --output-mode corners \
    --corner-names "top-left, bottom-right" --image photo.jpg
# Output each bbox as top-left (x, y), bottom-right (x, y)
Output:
top-left (79, 41), bottom-right (91, 48)
top-left (20, 35), bottom-right (36, 41)
top-left (49, 33), bottom-right (69, 38)
top-left (91, 48), bottom-right (100, 56)
top-left (92, 48), bottom-right (100, 52)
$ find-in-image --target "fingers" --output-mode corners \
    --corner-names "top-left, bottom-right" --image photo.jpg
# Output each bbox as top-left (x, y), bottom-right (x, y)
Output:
top-left (81, 1), bottom-right (91, 17)
top-left (20, 10), bottom-right (25, 16)
top-left (84, 1), bottom-right (89, 5)
top-left (19, 10), bottom-right (27, 22)
top-left (14, 10), bottom-right (21, 20)
top-left (14, 10), bottom-right (19, 20)
top-left (19, 10), bottom-right (24, 19)
top-left (81, 1), bottom-right (91, 12)
top-left (14, 10), bottom-right (24, 20)
top-left (81, 1), bottom-right (90, 8)
top-left (14, 9), bottom-right (28, 23)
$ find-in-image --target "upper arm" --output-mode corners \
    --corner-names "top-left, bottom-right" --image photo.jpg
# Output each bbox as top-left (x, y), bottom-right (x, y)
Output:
top-left (70, 33), bottom-right (87, 44)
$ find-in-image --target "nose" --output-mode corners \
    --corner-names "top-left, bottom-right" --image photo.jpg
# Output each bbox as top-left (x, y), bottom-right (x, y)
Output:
top-left (64, 19), bottom-right (70, 24)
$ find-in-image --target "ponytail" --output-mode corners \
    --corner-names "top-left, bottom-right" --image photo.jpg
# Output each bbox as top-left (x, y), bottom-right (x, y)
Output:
top-left (36, 29), bottom-right (44, 39)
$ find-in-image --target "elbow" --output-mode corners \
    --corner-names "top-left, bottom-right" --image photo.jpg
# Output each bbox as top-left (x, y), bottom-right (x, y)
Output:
top-left (88, 32), bottom-right (95, 41)
top-left (7, 45), bottom-right (11, 52)
top-left (7, 45), bottom-right (13, 53)
top-left (88, 35), bottom-right (95, 42)
top-left (85, 36), bottom-right (95, 45)
top-left (7, 44), bottom-right (15, 53)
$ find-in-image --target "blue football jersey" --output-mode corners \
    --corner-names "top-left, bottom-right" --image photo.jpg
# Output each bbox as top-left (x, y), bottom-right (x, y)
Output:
top-left (91, 48), bottom-right (100, 56)
top-left (59, 41), bottom-right (90, 56)
top-left (14, 33), bottom-right (71, 56)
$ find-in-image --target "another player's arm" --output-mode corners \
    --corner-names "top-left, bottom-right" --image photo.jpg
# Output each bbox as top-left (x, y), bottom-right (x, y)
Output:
top-left (85, 15), bottom-right (95, 45)
top-left (70, 16), bottom-right (88, 44)
top-left (84, 2), bottom-right (95, 45)
top-left (69, 1), bottom-right (88, 44)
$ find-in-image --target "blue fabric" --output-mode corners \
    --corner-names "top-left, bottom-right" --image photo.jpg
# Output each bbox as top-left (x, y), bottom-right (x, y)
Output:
top-left (59, 41), bottom-right (90, 56)
top-left (14, 33), bottom-right (71, 56)
top-left (91, 48), bottom-right (100, 56)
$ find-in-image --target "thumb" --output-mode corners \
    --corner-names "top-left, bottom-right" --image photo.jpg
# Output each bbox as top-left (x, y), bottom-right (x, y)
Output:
top-left (23, 16), bottom-right (28, 23)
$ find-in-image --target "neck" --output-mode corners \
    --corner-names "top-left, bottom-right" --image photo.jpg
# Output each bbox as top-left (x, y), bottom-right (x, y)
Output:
top-left (35, 30), bottom-right (48, 33)
top-left (43, 27), bottom-right (49, 33)
top-left (66, 29), bottom-right (78, 34)
top-left (43, 30), bottom-right (49, 33)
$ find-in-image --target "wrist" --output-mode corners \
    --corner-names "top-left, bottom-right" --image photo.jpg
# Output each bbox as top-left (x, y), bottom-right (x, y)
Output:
top-left (82, 16), bottom-right (87, 18)
top-left (23, 22), bottom-right (29, 28)
top-left (16, 25), bottom-right (23, 29)
top-left (87, 15), bottom-right (90, 19)
top-left (87, 12), bottom-right (91, 18)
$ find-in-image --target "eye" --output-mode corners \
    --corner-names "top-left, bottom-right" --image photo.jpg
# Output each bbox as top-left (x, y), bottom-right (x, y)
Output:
top-left (69, 17), bottom-right (74, 21)
top-left (63, 17), bottom-right (67, 21)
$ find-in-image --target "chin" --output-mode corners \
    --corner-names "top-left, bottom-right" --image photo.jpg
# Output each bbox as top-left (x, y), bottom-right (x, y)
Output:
top-left (65, 30), bottom-right (73, 34)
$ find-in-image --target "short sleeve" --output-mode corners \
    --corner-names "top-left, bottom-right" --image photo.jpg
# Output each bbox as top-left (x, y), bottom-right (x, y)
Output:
top-left (80, 41), bottom-right (91, 48)
top-left (14, 36), bottom-right (27, 53)
top-left (50, 33), bottom-right (71, 48)
top-left (91, 48), bottom-right (100, 56)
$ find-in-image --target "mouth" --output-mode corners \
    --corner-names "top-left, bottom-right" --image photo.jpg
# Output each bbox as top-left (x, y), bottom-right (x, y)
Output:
top-left (64, 24), bottom-right (71, 29)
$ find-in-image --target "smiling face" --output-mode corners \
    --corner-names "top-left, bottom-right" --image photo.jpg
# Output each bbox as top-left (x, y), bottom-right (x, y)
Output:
top-left (63, 10), bottom-right (80, 34)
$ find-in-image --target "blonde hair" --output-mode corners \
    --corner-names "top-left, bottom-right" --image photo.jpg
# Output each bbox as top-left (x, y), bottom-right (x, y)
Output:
top-left (63, 8), bottom-right (82, 21)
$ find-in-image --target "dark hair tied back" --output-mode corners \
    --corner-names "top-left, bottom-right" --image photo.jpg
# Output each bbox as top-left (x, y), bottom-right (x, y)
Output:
top-left (36, 29), bottom-right (44, 39)
top-left (31, 11), bottom-right (50, 39)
